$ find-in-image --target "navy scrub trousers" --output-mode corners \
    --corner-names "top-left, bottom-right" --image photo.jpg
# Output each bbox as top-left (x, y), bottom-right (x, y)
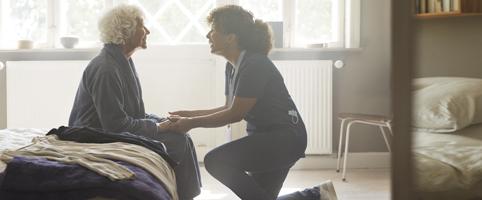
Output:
top-left (203, 123), bottom-right (307, 200)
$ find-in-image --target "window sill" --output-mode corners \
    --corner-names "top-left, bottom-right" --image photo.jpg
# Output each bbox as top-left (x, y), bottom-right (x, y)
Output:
top-left (0, 47), bottom-right (101, 53)
top-left (0, 46), bottom-right (363, 62)
top-left (272, 47), bottom-right (362, 53)
top-left (0, 46), bottom-right (362, 53)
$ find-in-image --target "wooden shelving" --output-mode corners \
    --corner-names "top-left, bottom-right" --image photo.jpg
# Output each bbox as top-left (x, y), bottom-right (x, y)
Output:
top-left (416, 11), bottom-right (482, 18)
top-left (414, 0), bottom-right (482, 19)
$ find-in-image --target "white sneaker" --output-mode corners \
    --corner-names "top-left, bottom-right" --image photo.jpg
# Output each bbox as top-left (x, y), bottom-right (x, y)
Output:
top-left (317, 180), bottom-right (338, 200)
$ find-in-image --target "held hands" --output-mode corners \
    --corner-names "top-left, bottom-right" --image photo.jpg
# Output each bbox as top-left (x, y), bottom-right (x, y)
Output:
top-left (157, 120), bottom-right (172, 132)
top-left (167, 115), bottom-right (194, 133)
top-left (157, 115), bottom-right (194, 134)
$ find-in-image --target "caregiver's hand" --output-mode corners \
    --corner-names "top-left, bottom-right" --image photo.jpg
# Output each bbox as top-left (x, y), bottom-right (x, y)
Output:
top-left (167, 115), bottom-right (193, 133)
top-left (168, 110), bottom-right (193, 117)
top-left (157, 120), bottom-right (172, 133)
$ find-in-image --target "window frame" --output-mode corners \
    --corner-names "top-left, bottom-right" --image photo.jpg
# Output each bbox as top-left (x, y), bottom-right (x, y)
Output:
top-left (282, 0), bottom-right (346, 48)
top-left (0, 0), bottom-right (359, 49)
top-left (1, 0), bottom-right (51, 48)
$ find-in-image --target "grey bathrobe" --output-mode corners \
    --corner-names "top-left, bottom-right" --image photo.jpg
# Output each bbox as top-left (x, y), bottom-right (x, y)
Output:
top-left (69, 44), bottom-right (201, 200)
top-left (69, 44), bottom-right (158, 136)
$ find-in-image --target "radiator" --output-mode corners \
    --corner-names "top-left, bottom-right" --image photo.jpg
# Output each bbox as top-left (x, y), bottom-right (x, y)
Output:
top-left (274, 60), bottom-right (333, 154)
top-left (6, 61), bottom-right (88, 128)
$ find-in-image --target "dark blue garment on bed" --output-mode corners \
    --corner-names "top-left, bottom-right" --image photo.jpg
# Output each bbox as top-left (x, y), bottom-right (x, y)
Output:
top-left (46, 126), bottom-right (177, 167)
top-left (0, 156), bottom-right (171, 200)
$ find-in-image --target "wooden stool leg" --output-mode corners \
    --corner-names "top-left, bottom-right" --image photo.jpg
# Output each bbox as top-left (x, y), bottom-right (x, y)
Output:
top-left (336, 119), bottom-right (347, 172)
top-left (379, 126), bottom-right (391, 152)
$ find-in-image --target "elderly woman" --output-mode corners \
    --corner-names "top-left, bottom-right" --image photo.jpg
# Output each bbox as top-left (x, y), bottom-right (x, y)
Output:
top-left (68, 5), bottom-right (201, 200)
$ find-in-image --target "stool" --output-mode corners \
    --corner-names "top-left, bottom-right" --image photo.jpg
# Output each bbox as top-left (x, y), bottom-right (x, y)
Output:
top-left (336, 113), bottom-right (392, 181)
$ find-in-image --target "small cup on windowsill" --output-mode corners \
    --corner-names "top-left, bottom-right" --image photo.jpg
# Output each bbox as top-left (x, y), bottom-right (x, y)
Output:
top-left (307, 43), bottom-right (328, 48)
top-left (17, 40), bottom-right (34, 49)
top-left (60, 36), bottom-right (79, 49)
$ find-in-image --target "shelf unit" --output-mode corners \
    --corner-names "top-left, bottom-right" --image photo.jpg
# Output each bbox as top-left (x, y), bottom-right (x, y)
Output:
top-left (414, 0), bottom-right (482, 18)
top-left (416, 12), bottom-right (482, 18)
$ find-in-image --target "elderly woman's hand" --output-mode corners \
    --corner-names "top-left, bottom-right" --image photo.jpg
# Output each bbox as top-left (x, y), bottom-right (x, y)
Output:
top-left (167, 116), bottom-right (194, 133)
top-left (157, 120), bottom-right (172, 132)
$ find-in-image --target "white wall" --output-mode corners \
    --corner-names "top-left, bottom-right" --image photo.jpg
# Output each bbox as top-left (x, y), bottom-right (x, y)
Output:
top-left (415, 16), bottom-right (482, 78)
top-left (0, 62), bottom-right (4, 129)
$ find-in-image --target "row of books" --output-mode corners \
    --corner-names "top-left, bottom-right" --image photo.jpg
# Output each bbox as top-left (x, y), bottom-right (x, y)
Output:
top-left (415, 0), bottom-right (481, 14)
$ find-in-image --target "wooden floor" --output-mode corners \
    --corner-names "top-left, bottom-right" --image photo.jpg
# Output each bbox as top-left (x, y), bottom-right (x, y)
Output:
top-left (194, 167), bottom-right (391, 200)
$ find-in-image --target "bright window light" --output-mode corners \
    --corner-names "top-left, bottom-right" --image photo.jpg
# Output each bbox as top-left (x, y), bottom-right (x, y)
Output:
top-left (1, 0), bottom-right (48, 48)
top-left (0, 0), bottom-right (357, 49)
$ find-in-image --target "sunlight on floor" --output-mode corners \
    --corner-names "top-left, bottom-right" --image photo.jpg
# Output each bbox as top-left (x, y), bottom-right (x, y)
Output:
top-left (194, 188), bottom-right (303, 200)
top-left (194, 189), bottom-right (228, 200)
top-left (196, 167), bottom-right (390, 200)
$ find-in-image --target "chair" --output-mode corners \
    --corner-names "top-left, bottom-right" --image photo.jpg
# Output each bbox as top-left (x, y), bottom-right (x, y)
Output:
top-left (336, 113), bottom-right (392, 181)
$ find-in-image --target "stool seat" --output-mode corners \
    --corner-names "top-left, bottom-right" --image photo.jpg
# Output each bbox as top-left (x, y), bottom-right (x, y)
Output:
top-left (336, 112), bottom-right (392, 182)
top-left (338, 113), bottom-right (391, 123)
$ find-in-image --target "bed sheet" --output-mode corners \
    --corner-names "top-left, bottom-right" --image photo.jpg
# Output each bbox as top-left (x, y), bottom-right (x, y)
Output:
top-left (413, 124), bottom-right (482, 199)
top-left (0, 128), bottom-right (46, 173)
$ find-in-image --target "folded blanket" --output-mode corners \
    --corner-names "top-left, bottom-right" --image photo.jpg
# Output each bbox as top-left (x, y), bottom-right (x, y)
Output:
top-left (47, 126), bottom-right (177, 167)
top-left (0, 156), bottom-right (171, 200)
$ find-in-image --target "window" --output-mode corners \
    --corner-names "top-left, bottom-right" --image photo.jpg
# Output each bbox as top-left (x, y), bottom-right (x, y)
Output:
top-left (0, 0), bottom-right (214, 48)
top-left (0, 0), bottom-right (48, 48)
top-left (0, 0), bottom-right (358, 49)
top-left (294, 0), bottom-right (342, 47)
top-left (59, 1), bottom-right (107, 47)
top-left (240, 0), bottom-right (349, 48)
top-left (240, 0), bottom-right (283, 22)
top-left (114, 0), bottom-right (215, 45)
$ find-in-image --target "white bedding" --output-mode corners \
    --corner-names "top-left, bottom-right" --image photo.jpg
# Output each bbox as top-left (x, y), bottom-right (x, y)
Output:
top-left (412, 77), bottom-right (482, 132)
top-left (0, 128), bottom-right (46, 172)
top-left (413, 124), bottom-right (482, 199)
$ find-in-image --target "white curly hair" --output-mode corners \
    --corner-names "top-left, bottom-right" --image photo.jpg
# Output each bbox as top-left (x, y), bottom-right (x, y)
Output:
top-left (98, 4), bottom-right (145, 45)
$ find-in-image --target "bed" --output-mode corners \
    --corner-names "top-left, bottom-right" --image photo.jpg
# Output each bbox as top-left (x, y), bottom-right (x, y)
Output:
top-left (0, 128), bottom-right (177, 200)
top-left (413, 124), bottom-right (482, 199)
top-left (412, 77), bottom-right (482, 200)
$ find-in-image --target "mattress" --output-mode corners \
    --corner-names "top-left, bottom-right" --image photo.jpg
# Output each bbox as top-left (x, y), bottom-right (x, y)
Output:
top-left (413, 124), bottom-right (482, 200)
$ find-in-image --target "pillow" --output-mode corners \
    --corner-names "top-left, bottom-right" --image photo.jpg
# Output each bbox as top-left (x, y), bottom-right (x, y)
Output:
top-left (412, 77), bottom-right (482, 132)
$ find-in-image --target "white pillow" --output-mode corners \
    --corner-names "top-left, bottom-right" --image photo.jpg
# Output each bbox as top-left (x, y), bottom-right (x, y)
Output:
top-left (412, 77), bottom-right (482, 132)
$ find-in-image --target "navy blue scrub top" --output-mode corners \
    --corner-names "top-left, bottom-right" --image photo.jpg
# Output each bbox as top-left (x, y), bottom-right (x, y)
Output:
top-left (225, 51), bottom-right (306, 135)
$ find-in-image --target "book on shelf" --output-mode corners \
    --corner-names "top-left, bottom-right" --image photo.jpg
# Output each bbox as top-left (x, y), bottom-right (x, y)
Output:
top-left (443, 0), bottom-right (451, 11)
top-left (452, 0), bottom-right (461, 12)
top-left (416, 0), bottom-right (482, 14)
top-left (428, 0), bottom-right (436, 12)
top-left (435, 0), bottom-right (443, 12)
top-left (420, 0), bottom-right (427, 13)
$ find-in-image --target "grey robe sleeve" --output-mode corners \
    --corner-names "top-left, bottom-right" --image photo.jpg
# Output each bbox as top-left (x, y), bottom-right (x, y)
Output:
top-left (90, 71), bottom-right (158, 136)
top-left (145, 113), bottom-right (166, 123)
